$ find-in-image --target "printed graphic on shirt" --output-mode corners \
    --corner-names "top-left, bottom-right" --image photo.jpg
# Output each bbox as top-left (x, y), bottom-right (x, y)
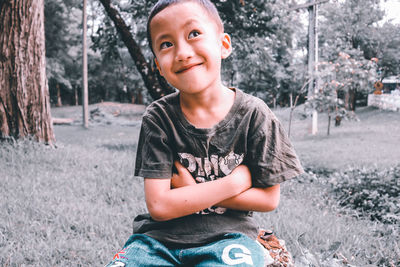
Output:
top-left (221, 244), bottom-right (254, 266)
top-left (178, 151), bottom-right (244, 215)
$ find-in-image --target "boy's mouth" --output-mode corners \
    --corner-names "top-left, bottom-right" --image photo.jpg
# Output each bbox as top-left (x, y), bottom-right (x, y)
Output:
top-left (176, 63), bottom-right (202, 74)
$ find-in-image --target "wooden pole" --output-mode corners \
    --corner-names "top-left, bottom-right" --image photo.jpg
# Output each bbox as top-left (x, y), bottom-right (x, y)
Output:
top-left (291, 0), bottom-right (327, 135)
top-left (307, 0), bottom-right (318, 135)
top-left (82, 0), bottom-right (89, 128)
top-left (314, 4), bottom-right (319, 134)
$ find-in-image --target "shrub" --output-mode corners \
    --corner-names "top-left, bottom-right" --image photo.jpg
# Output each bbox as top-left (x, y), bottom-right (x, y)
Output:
top-left (327, 166), bottom-right (400, 224)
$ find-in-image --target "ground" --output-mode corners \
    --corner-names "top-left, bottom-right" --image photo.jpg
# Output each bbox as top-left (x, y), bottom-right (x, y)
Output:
top-left (274, 105), bottom-right (400, 169)
top-left (1, 102), bottom-right (398, 266)
top-left (52, 102), bottom-right (400, 170)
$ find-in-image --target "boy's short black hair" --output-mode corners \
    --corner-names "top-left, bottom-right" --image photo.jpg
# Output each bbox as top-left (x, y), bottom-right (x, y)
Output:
top-left (147, 0), bottom-right (223, 54)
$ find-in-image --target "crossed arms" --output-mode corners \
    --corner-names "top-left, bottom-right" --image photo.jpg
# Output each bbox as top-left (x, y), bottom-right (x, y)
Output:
top-left (145, 161), bottom-right (280, 221)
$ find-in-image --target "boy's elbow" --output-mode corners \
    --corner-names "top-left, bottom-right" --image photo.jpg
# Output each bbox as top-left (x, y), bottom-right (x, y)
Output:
top-left (149, 211), bottom-right (170, 222)
top-left (260, 184), bottom-right (280, 212)
top-left (147, 203), bottom-right (172, 221)
top-left (148, 209), bottom-right (171, 222)
top-left (147, 198), bottom-right (182, 221)
top-left (257, 195), bottom-right (280, 212)
top-left (268, 196), bottom-right (280, 211)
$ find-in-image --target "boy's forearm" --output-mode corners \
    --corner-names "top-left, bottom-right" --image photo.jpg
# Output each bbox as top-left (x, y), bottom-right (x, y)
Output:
top-left (145, 165), bottom-right (251, 221)
top-left (216, 184), bottom-right (280, 212)
top-left (168, 162), bottom-right (280, 213)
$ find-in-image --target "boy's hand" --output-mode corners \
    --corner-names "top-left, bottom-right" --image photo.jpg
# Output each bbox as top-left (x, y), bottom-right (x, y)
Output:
top-left (229, 164), bottom-right (252, 193)
top-left (145, 164), bottom-right (255, 221)
top-left (171, 160), bottom-right (196, 188)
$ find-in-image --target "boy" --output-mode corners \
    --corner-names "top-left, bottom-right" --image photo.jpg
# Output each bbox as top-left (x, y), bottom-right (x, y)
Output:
top-left (106, 0), bottom-right (303, 266)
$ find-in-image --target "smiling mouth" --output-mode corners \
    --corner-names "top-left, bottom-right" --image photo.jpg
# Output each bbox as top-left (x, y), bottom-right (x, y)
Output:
top-left (176, 63), bottom-right (202, 74)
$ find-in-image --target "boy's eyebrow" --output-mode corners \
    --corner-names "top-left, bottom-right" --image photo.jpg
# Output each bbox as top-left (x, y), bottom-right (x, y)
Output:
top-left (182, 19), bottom-right (199, 28)
top-left (153, 19), bottom-right (201, 44)
top-left (154, 33), bottom-right (173, 44)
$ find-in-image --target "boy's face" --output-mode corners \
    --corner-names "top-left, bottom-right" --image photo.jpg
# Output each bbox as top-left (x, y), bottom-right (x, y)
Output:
top-left (150, 1), bottom-right (231, 95)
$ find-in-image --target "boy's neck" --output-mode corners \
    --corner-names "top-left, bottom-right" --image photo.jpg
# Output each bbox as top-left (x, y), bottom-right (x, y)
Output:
top-left (179, 84), bottom-right (235, 129)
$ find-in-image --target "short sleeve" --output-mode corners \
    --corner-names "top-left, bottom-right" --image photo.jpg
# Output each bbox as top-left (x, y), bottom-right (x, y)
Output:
top-left (134, 115), bottom-right (174, 179)
top-left (245, 110), bottom-right (304, 187)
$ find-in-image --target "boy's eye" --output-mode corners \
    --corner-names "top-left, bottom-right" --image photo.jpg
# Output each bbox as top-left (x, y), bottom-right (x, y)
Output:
top-left (188, 30), bottom-right (200, 39)
top-left (160, 41), bottom-right (173, 50)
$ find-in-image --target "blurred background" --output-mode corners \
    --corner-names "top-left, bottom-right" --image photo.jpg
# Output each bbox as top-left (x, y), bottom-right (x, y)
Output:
top-left (42, 0), bottom-right (399, 109)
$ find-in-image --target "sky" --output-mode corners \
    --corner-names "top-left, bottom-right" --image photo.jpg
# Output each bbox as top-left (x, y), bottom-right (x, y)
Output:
top-left (381, 0), bottom-right (400, 24)
top-left (296, 0), bottom-right (400, 25)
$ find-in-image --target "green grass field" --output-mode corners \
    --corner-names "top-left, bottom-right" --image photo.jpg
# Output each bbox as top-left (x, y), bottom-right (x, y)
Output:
top-left (1, 104), bottom-right (399, 266)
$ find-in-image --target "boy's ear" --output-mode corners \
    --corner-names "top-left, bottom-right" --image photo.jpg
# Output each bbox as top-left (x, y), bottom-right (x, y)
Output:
top-left (221, 33), bottom-right (232, 59)
top-left (154, 58), bottom-right (164, 76)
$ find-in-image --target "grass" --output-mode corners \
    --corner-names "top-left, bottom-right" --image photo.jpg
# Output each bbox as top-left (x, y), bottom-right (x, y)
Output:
top-left (274, 105), bottom-right (400, 169)
top-left (259, 178), bottom-right (399, 266)
top-left (0, 126), bottom-right (145, 266)
top-left (1, 104), bottom-right (399, 266)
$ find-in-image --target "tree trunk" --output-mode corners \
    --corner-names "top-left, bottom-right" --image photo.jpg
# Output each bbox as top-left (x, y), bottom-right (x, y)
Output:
top-left (288, 95), bottom-right (299, 138)
top-left (349, 88), bottom-right (356, 111)
top-left (137, 90), bottom-right (143, 104)
top-left (345, 89), bottom-right (356, 111)
top-left (0, 0), bottom-right (55, 144)
top-left (75, 87), bottom-right (79, 106)
top-left (98, 0), bottom-right (175, 100)
top-left (56, 83), bottom-right (62, 107)
top-left (335, 115), bottom-right (341, 126)
top-left (327, 113), bottom-right (331, 136)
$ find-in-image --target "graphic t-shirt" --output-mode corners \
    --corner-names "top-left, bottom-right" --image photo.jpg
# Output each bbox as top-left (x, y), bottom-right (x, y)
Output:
top-left (133, 88), bottom-right (303, 247)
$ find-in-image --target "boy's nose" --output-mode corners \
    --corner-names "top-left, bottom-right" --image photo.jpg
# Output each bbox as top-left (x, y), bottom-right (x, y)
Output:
top-left (175, 42), bottom-right (194, 61)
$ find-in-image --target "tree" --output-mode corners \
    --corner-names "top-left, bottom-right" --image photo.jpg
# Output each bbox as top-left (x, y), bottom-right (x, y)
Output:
top-left (215, 0), bottom-right (302, 106)
top-left (305, 52), bottom-right (378, 134)
top-left (45, 0), bottom-right (81, 107)
top-left (305, 78), bottom-right (345, 136)
top-left (319, 0), bottom-right (384, 61)
top-left (90, 6), bottom-right (148, 104)
top-left (374, 22), bottom-right (400, 79)
top-left (317, 0), bottom-right (384, 111)
top-left (97, 0), bottom-right (175, 100)
top-left (96, 0), bottom-right (301, 104)
top-left (334, 51), bottom-right (378, 111)
top-left (0, 0), bottom-right (55, 144)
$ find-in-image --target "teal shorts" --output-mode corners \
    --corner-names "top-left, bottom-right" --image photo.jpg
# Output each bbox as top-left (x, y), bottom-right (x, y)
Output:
top-left (106, 233), bottom-right (265, 266)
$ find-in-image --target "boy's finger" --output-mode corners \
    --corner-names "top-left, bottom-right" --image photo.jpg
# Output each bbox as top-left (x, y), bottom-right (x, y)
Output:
top-left (174, 160), bottom-right (185, 171)
top-left (174, 160), bottom-right (194, 178)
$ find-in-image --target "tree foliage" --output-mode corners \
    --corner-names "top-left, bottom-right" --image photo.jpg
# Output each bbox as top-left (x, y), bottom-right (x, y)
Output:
top-left (374, 22), bottom-right (400, 78)
top-left (305, 51), bottom-right (378, 134)
top-left (84, 0), bottom-right (303, 105)
top-left (43, 0), bottom-right (400, 108)
top-left (318, 0), bottom-right (384, 60)
top-left (44, 0), bottom-right (154, 105)
top-left (216, 0), bottom-right (303, 106)
top-left (302, 0), bottom-right (395, 120)
top-left (318, 0), bottom-right (400, 80)
top-left (45, 0), bottom-right (82, 105)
